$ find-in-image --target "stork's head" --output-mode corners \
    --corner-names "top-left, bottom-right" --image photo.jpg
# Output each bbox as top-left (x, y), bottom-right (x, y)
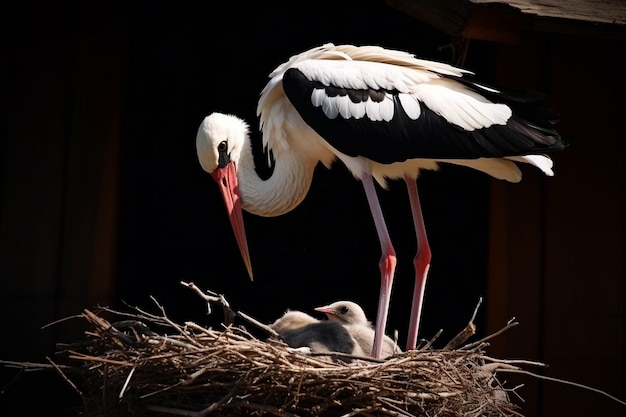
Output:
top-left (314, 301), bottom-right (370, 326)
top-left (196, 112), bottom-right (250, 173)
top-left (196, 112), bottom-right (253, 280)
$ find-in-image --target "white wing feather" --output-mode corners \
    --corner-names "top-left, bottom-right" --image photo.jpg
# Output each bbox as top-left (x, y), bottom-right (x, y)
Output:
top-left (398, 93), bottom-right (421, 119)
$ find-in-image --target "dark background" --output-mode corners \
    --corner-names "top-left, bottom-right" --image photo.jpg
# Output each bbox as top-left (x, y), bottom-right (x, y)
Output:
top-left (2, 1), bottom-right (624, 417)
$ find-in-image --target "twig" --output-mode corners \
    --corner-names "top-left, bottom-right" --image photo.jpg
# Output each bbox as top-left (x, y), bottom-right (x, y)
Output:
top-left (179, 282), bottom-right (280, 338)
top-left (180, 281), bottom-right (236, 325)
top-left (378, 398), bottom-right (418, 416)
top-left (307, 351), bottom-right (384, 364)
top-left (499, 368), bottom-right (626, 407)
top-left (232, 401), bottom-right (301, 417)
top-left (0, 366), bottom-right (23, 396)
top-left (479, 357), bottom-right (546, 369)
top-left (119, 364), bottom-right (137, 399)
top-left (149, 296), bottom-right (204, 348)
top-left (237, 311), bottom-right (279, 338)
top-left (82, 309), bottom-right (139, 346)
top-left (45, 356), bottom-right (85, 408)
top-left (462, 320), bottom-right (519, 350)
top-left (67, 352), bottom-right (134, 367)
top-left (420, 329), bottom-right (443, 350)
top-left (443, 297), bottom-right (482, 350)
top-left (0, 360), bottom-right (76, 372)
top-left (40, 314), bottom-right (86, 330)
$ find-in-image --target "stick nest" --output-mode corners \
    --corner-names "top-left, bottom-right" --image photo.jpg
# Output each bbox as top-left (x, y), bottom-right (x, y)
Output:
top-left (45, 283), bottom-right (539, 417)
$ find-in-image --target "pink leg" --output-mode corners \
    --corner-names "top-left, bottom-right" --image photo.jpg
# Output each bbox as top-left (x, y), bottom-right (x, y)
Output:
top-left (361, 176), bottom-right (397, 359)
top-left (404, 177), bottom-right (432, 350)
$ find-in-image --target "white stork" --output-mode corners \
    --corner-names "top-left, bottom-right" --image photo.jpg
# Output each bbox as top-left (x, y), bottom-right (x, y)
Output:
top-left (196, 43), bottom-right (567, 359)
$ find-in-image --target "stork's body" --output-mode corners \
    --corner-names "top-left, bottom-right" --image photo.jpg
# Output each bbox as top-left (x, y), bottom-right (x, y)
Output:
top-left (196, 43), bottom-right (567, 359)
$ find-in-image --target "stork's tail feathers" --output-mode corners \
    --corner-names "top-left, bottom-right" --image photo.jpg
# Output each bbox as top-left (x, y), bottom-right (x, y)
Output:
top-left (458, 77), bottom-right (567, 149)
top-left (507, 155), bottom-right (555, 177)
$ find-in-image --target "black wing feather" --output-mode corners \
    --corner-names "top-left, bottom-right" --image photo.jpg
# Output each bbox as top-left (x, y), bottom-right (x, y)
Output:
top-left (282, 67), bottom-right (567, 164)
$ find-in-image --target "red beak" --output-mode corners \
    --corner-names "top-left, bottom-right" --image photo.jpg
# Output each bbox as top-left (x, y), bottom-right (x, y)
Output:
top-left (211, 162), bottom-right (253, 280)
top-left (314, 306), bottom-right (335, 316)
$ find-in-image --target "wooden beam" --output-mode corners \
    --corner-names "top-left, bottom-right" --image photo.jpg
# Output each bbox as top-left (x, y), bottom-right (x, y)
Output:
top-left (384, 0), bottom-right (472, 38)
top-left (385, 0), bottom-right (626, 41)
top-left (461, 6), bottom-right (522, 43)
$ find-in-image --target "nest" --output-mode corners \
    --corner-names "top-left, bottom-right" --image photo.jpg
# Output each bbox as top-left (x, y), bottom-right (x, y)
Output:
top-left (24, 282), bottom-right (548, 417)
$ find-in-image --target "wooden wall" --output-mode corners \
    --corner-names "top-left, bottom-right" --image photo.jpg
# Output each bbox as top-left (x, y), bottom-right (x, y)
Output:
top-left (0, 3), bottom-right (123, 415)
top-left (486, 32), bottom-right (625, 416)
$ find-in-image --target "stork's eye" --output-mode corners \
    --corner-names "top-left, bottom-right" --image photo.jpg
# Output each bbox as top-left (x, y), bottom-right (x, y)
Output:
top-left (340, 306), bottom-right (349, 315)
top-left (217, 141), bottom-right (231, 168)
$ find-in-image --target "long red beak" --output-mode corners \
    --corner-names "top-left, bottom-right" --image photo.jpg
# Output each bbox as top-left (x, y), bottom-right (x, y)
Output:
top-left (211, 162), bottom-right (253, 280)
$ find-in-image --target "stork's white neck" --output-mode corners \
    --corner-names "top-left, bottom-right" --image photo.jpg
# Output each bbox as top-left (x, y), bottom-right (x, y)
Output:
top-left (236, 139), bottom-right (318, 217)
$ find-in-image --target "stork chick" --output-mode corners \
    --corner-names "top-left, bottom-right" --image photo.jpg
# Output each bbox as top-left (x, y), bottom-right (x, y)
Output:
top-left (270, 309), bottom-right (364, 356)
top-left (315, 300), bottom-right (401, 359)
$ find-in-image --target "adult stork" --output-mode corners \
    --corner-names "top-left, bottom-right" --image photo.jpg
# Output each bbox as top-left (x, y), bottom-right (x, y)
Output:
top-left (196, 43), bottom-right (567, 359)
